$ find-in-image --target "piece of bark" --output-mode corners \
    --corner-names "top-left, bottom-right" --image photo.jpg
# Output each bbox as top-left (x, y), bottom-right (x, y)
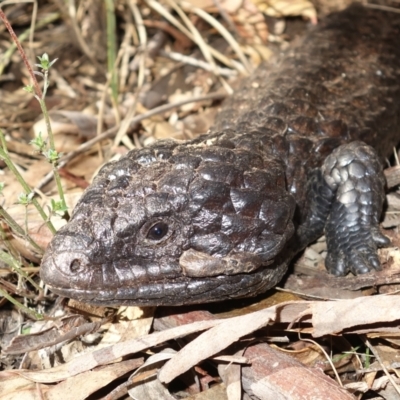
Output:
top-left (241, 343), bottom-right (355, 400)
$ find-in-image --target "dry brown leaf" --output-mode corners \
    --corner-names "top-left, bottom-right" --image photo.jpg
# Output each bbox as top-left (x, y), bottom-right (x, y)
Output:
top-left (32, 120), bottom-right (82, 154)
top-left (97, 306), bottom-right (154, 347)
top-left (183, 0), bottom-right (269, 44)
top-left (47, 110), bottom-right (98, 139)
top-left (182, 0), bottom-right (216, 9)
top-left (158, 296), bottom-right (400, 382)
top-left (2, 192), bottom-right (79, 259)
top-left (228, 0), bottom-right (269, 44)
top-left (5, 319), bottom-right (219, 383)
top-left (141, 114), bottom-right (178, 140)
top-left (4, 296), bottom-right (398, 396)
top-left (66, 299), bottom-right (110, 318)
top-left (384, 165), bottom-right (400, 189)
top-left (32, 111), bottom-right (98, 157)
top-left (286, 260), bottom-right (400, 298)
top-left (128, 350), bottom-right (176, 399)
top-left (128, 375), bottom-right (176, 400)
top-left (1, 159), bottom-right (51, 209)
top-left (283, 342), bottom-right (330, 369)
top-left (45, 359), bottom-right (143, 400)
top-left (0, 371), bottom-right (50, 400)
top-left (4, 316), bottom-right (103, 355)
top-left (181, 108), bottom-right (218, 135)
top-left (256, 0), bottom-right (317, 21)
top-left (182, 0), bottom-right (243, 13)
top-left (185, 383), bottom-right (228, 400)
top-left (372, 342), bottom-right (400, 371)
top-left (218, 363), bottom-right (241, 400)
top-left (311, 295), bottom-right (400, 337)
top-left (159, 307), bottom-right (277, 383)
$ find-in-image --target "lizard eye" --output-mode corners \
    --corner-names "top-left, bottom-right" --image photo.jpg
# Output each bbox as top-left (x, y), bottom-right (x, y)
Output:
top-left (147, 222), bottom-right (169, 240)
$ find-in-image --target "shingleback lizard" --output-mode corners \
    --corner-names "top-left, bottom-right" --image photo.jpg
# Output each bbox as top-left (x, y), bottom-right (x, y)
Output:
top-left (40, 4), bottom-right (400, 306)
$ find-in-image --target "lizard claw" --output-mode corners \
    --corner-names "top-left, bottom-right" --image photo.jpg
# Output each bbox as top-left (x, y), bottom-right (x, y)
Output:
top-left (325, 225), bottom-right (389, 276)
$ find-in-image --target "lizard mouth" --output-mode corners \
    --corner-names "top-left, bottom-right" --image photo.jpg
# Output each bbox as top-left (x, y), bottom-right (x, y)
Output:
top-left (42, 265), bottom-right (288, 307)
top-left (40, 249), bottom-right (289, 306)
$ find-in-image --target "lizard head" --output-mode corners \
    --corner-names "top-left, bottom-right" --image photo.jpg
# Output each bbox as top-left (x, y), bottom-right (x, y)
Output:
top-left (41, 133), bottom-right (296, 306)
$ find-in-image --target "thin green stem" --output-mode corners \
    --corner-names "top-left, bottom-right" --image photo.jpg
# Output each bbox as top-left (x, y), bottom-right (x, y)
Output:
top-left (51, 166), bottom-right (67, 211)
top-left (0, 206), bottom-right (44, 254)
top-left (0, 8), bottom-right (42, 98)
top-left (37, 93), bottom-right (54, 151)
top-left (0, 250), bottom-right (41, 292)
top-left (1, 8), bottom-right (68, 224)
top-left (37, 98), bottom-right (68, 214)
top-left (0, 12), bottom-right (60, 75)
top-left (105, 0), bottom-right (118, 101)
top-left (0, 287), bottom-right (43, 320)
top-left (0, 132), bottom-right (56, 234)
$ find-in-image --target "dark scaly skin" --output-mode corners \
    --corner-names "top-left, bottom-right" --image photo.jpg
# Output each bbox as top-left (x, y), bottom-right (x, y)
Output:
top-left (40, 5), bottom-right (400, 306)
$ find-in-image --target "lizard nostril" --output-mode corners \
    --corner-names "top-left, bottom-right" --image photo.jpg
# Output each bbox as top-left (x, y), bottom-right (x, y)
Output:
top-left (49, 251), bottom-right (90, 277)
top-left (70, 259), bottom-right (82, 273)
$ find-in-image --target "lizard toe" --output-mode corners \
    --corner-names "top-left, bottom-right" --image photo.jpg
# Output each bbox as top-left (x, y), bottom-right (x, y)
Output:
top-left (325, 252), bottom-right (348, 276)
top-left (371, 228), bottom-right (391, 246)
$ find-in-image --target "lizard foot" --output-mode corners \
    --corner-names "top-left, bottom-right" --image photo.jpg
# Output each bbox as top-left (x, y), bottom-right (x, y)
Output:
top-left (325, 210), bottom-right (390, 276)
top-left (322, 141), bottom-right (390, 276)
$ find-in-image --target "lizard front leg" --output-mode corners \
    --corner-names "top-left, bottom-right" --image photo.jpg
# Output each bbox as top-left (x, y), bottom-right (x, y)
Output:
top-left (295, 141), bottom-right (389, 276)
top-left (322, 141), bottom-right (389, 275)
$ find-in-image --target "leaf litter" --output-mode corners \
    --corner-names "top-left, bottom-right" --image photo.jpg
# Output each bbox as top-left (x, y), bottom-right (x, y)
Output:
top-left (1, 0), bottom-right (400, 399)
